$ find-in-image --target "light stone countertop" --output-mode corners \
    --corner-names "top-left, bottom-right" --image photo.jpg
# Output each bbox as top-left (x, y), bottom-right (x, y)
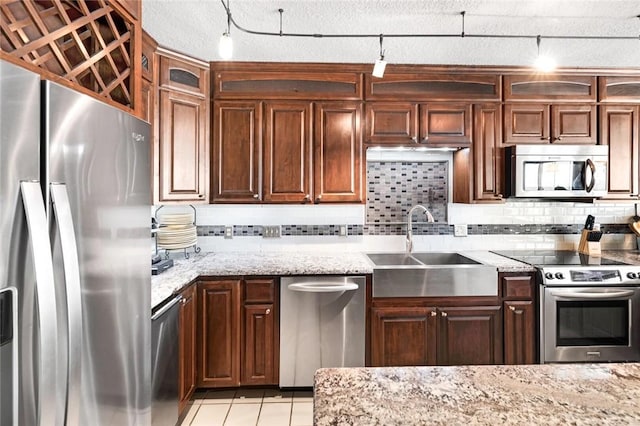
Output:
top-left (150, 250), bottom-right (538, 310)
top-left (313, 363), bottom-right (640, 425)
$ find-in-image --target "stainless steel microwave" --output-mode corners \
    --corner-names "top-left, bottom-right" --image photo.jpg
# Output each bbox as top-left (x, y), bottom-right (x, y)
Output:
top-left (505, 144), bottom-right (609, 198)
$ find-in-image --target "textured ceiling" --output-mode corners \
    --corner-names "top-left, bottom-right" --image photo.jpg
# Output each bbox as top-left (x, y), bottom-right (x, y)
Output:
top-left (142, 0), bottom-right (640, 68)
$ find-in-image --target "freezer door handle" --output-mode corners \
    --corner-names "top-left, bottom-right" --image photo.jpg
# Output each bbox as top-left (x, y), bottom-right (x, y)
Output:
top-left (50, 183), bottom-right (83, 425)
top-left (20, 181), bottom-right (60, 425)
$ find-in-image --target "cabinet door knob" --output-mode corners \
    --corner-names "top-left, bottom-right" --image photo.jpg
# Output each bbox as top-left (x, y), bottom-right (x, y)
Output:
top-left (540, 136), bottom-right (551, 141)
top-left (430, 311), bottom-right (437, 317)
top-left (253, 194), bottom-right (259, 199)
top-left (180, 296), bottom-right (187, 305)
top-left (198, 194), bottom-right (204, 198)
top-left (304, 194), bottom-right (311, 202)
top-left (314, 194), bottom-right (322, 204)
top-left (441, 312), bottom-right (447, 317)
top-left (509, 305), bottom-right (516, 312)
top-left (265, 308), bottom-right (271, 315)
top-left (411, 137), bottom-right (418, 143)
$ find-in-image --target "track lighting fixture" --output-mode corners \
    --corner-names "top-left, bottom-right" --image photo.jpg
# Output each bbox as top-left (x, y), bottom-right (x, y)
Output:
top-left (372, 35), bottom-right (386, 78)
top-left (218, 0), bottom-right (233, 60)
top-left (534, 35), bottom-right (556, 72)
top-left (219, 2), bottom-right (640, 69)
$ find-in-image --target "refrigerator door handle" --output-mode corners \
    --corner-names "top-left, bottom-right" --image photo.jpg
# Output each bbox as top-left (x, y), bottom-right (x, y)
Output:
top-left (20, 181), bottom-right (60, 425)
top-left (50, 183), bottom-right (82, 425)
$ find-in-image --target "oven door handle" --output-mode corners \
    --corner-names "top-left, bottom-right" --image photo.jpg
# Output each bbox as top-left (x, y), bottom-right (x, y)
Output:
top-left (550, 289), bottom-right (635, 299)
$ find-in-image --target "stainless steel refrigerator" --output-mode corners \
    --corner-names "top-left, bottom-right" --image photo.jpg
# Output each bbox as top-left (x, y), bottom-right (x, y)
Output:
top-left (0, 59), bottom-right (151, 425)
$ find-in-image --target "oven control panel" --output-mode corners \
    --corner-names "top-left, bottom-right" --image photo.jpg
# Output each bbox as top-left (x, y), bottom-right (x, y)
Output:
top-left (540, 267), bottom-right (640, 286)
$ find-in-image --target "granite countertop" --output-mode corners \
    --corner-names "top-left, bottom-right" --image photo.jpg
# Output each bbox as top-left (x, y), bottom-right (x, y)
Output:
top-left (314, 363), bottom-right (640, 425)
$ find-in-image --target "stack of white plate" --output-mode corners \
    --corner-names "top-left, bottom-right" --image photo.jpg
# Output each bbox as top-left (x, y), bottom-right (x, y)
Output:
top-left (156, 213), bottom-right (197, 250)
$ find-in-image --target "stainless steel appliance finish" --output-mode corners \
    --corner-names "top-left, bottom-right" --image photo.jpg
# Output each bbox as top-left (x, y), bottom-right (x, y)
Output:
top-left (494, 250), bottom-right (640, 363)
top-left (280, 276), bottom-right (366, 387)
top-left (505, 144), bottom-right (608, 198)
top-left (0, 59), bottom-right (151, 425)
top-left (368, 252), bottom-right (498, 298)
top-left (151, 296), bottom-right (180, 426)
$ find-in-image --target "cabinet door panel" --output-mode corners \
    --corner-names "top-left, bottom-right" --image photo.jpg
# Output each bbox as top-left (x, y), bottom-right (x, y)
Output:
top-left (263, 102), bottom-right (312, 202)
top-left (474, 103), bottom-right (502, 200)
top-left (179, 285), bottom-right (197, 414)
top-left (551, 105), bottom-right (596, 144)
top-left (601, 105), bottom-right (639, 198)
top-left (242, 304), bottom-right (276, 385)
top-left (198, 280), bottom-right (241, 387)
top-left (504, 104), bottom-right (549, 144)
top-left (365, 103), bottom-right (418, 144)
top-left (314, 102), bottom-right (363, 203)
top-left (420, 103), bottom-right (472, 145)
top-left (504, 301), bottom-right (535, 365)
top-left (212, 101), bottom-right (262, 202)
top-left (159, 90), bottom-right (208, 202)
top-left (370, 307), bottom-right (437, 367)
top-left (438, 306), bottom-right (502, 365)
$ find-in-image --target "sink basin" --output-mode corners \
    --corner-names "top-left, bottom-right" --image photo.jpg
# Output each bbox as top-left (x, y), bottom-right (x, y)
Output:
top-left (367, 253), bottom-right (422, 266)
top-left (411, 252), bottom-right (480, 265)
top-left (366, 252), bottom-right (497, 298)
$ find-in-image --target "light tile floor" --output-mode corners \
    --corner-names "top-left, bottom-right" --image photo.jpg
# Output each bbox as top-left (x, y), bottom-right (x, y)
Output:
top-left (181, 389), bottom-right (314, 426)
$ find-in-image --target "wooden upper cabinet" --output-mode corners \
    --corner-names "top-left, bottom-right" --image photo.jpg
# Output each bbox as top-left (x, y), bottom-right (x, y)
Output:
top-left (599, 76), bottom-right (640, 103)
top-left (365, 73), bottom-right (501, 101)
top-left (212, 101), bottom-right (262, 203)
top-left (365, 103), bottom-right (419, 144)
top-left (141, 31), bottom-right (158, 83)
top-left (160, 55), bottom-right (208, 96)
top-left (600, 105), bottom-right (639, 198)
top-left (112, 0), bottom-right (141, 20)
top-left (213, 71), bottom-right (362, 100)
top-left (504, 104), bottom-right (596, 144)
top-left (420, 103), bottom-right (472, 146)
top-left (263, 102), bottom-right (313, 203)
top-left (314, 102), bottom-right (363, 203)
top-left (158, 90), bottom-right (209, 202)
top-left (503, 75), bottom-right (597, 102)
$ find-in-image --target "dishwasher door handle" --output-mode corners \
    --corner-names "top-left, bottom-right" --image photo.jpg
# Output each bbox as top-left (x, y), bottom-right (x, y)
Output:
top-left (287, 282), bottom-right (359, 293)
top-left (152, 296), bottom-right (182, 321)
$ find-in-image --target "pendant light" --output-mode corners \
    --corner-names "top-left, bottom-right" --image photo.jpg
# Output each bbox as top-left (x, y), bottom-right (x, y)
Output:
top-left (219, 0), bottom-right (233, 60)
top-left (534, 35), bottom-right (556, 72)
top-left (372, 34), bottom-right (386, 78)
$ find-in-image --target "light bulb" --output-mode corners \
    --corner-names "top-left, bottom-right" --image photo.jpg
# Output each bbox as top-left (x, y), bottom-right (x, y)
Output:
top-left (372, 58), bottom-right (387, 78)
top-left (219, 33), bottom-right (233, 60)
top-left (534, 54), bottom-right (556, 72)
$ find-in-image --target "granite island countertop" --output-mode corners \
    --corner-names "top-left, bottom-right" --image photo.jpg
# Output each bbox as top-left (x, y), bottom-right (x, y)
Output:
top-left (314, 363), bottom-right (640, 425)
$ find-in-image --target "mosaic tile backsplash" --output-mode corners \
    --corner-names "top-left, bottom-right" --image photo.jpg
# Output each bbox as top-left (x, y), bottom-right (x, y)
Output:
top-left (366, 161), bottom-right (448, 224)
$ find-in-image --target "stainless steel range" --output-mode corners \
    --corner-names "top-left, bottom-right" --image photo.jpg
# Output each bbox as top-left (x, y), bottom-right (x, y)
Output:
top-left (494, 250), bottom-right (640, 364)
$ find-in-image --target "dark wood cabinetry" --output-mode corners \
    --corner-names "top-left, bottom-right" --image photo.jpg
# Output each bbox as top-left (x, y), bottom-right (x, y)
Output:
top-left (178, 284), bottom-right (197, 414)
top-left (370, 303), bottom-right (502, 367)
top-left (198, 280), bottom-right (241, 387)
top-left (157, 52), bottom-right (209, 203)
top-left (197, 278), bottom-right (278, 388)
top-left (504, 104), bottom-right (596, 144)
top-left (365, 102), bottom-right (471, 146)
top-left (500, 273), bottom-right (536, 364)
top-left (600, 105), bottom-right (639, 198)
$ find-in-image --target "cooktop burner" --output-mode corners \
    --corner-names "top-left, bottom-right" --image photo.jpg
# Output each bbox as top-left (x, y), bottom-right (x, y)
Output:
top-left (492, 250), bottom-right (628, 267)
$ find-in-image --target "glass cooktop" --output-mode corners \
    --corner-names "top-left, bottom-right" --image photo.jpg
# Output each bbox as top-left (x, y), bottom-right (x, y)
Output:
top-left (492, 250), bottom-right (628, 267)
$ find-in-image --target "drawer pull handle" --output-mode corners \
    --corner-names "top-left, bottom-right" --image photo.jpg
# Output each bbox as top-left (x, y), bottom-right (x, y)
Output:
top-left (509, 306), bottom-right (516, 312)
top-left (430, 311), bottom-right (437, 317)
top-left (441, 312), bottom-right (447, 317)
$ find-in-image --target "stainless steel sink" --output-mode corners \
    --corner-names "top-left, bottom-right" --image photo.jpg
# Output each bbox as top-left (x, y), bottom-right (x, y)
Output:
top-left (366, 252), bottom-right (497, 298)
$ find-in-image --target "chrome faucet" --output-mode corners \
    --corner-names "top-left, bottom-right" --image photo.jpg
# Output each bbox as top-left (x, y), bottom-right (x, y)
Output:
top-left (406, 204), bottom-right (434, 253)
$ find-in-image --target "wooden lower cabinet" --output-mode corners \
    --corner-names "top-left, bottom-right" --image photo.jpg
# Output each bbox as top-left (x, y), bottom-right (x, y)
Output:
top-left (438, 306), bottom-right (502, 365)
top-left (503, 300), bottom-right (535, 364)
top-left (197, 278), bottom-right (278, 388)
top-left (198, 280), bottom-right (241, 387)
top-left (370, 307), bottom-right (437, 367)
top-left (370, 304), bottom-right (502, 367)
top-left (178, 284), bottom-right (197, 414)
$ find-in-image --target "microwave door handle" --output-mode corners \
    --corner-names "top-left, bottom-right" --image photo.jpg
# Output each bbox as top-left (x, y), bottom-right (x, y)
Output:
top-left (585, 158), bottom-right (596, 193)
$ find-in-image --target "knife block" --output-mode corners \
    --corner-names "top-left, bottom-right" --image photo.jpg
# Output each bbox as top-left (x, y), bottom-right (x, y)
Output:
top-left (578, 230), bottom-right (601, 256)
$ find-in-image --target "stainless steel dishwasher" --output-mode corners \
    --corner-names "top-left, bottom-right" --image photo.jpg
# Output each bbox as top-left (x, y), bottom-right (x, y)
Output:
top-left (280, 275), bottom-right (366, 387)
top-left (151, 295), bottom-right (180, 426)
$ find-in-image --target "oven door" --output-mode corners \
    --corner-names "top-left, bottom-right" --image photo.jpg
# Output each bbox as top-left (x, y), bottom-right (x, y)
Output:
top-left (541, 286), bottom-right (640, 363)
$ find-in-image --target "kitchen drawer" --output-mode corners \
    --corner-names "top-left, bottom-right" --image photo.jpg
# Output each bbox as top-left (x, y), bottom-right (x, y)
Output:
top-left (501, 275), bottom-right (534, 300)
top-left (244, 279), bottom-right (276, 303)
